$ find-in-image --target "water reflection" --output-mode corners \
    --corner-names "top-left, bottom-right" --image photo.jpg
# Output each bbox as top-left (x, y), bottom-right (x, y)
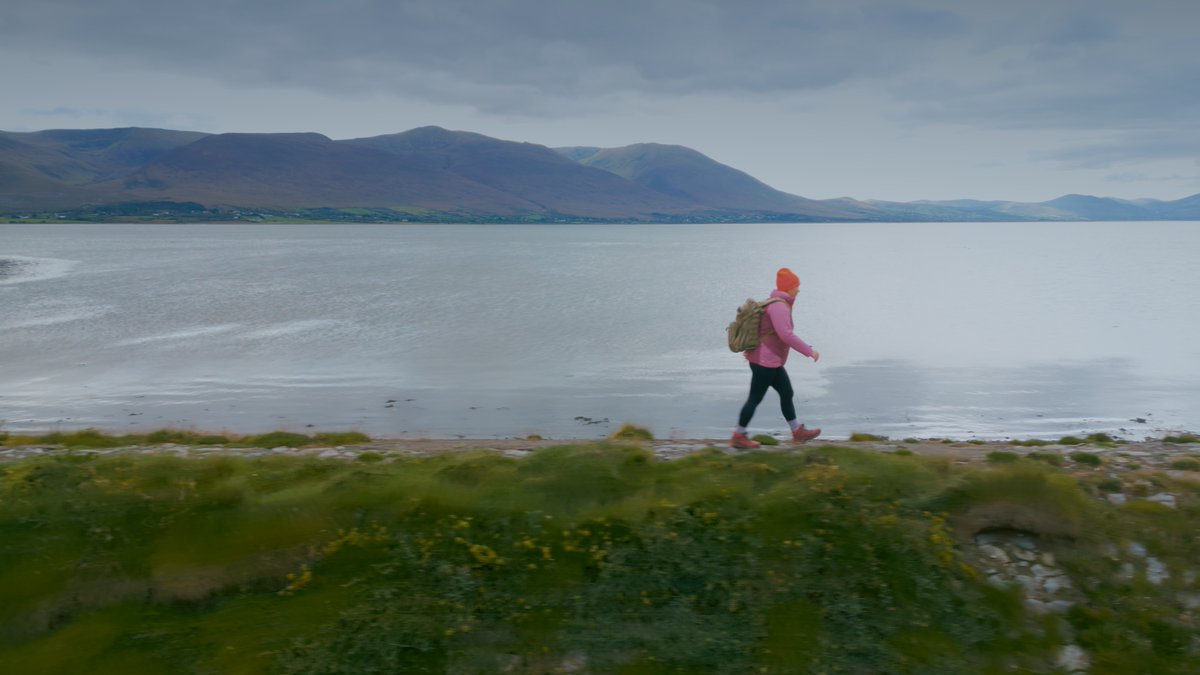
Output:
top-left (808, 358), bottom-right (1193, 440)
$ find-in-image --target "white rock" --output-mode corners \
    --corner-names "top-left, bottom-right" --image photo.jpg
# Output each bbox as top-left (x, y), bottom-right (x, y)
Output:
top-left (318, 449), bottom-right (340, 458)
top-left (1147, 493), bottom-right (1177, 508)
top-left (1044, 576), bottom-right (1073, 594)
top-left (1012, 535), bottom-right (1038, 551)
top-left (1046, 600), bottom-right (1075, 613)
top-left (1014, 575), bottom-right (1040, 592)
top-left (1146, 557), bottom-right (1169, 585)
top-left (1041, 552), bottom-right (1057, 566)
top-left (1128, 541), bottom-right (1147, 557)
top-left (1106, 493), bottom-right (1127, 505)
top-left (655, 443), bottom-right (700, 453)
top-left (1179, 593), bottom-right (1200, 610)
top-left (1024, 598), bottom-right (1048, 614)
top-left (1056, 645), bottom-right (1090, 672)
top-left (1011, 547), bottom-right (1037, 562)
top-left (974, 532), bottom-right (1003, 546)
top-left (1032, 564), bottom-right (1064, 578)
top-left (979, 544), bottom-right (1010, 563)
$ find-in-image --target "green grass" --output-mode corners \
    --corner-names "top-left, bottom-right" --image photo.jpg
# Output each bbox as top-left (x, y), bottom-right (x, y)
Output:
top-left (241, 431), bottom-right (317, 448)
top-left (751, 434), bottom-right (780, 446)
top-left (1026, 451), bottom-right (1065, 467)
top-left (1083, 433), bottom-right (1120, 448)
top-left (1050, 433), bottom-right (1119, 448)
top-left (608, 423), bottom-right (654, 443)
top-left (1169, 459), bottom-right (1200, 471)
top-left (312, 431), bottom-right (371, 446)
top-left (848, 432), bottom-right (888, 442)
top-left (1163, 434), bottom-right (1200, 444)
top-left (0, 443), bottom-right (1196, 674)
top-left (2, 428), bottom-right (369, 449)
top-left (1069, 451), bottom-right (1103, 467)
top-left (143, 429), bottom-right (231, 445)
top-left (985, 451), bottom-right (1020, 464)
top-left (921, 462), bottom-right (1094, 539)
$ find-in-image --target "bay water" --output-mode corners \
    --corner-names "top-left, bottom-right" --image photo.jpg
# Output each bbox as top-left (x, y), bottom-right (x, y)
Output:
top-left (1, 221), bottom-right (1197, 441)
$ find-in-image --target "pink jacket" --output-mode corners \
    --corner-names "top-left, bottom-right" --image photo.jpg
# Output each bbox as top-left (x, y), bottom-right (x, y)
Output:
top-left (745, 289), bottom-right (814, 368)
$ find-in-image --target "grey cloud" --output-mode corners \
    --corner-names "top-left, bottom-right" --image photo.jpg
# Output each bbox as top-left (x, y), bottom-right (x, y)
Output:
top-left (1038, 130), bottom-right (1200, 169)
top-left (23, 106), bottom-right (100, 117)
top-left (1031, 11), bottom-right (1121, 53)
top-left (905, 70), bottom-right (1200, 133)
top-left (3, 0), bottom-right (1197, 169)
top-left (2, 1), bottom-right (970, 105)
top-left (883, 1), bottom-right (1199, 145)
top-left (17, 102), bottom-right (213, 130)
top-left (1104, 171), bottom-right (1200, 185)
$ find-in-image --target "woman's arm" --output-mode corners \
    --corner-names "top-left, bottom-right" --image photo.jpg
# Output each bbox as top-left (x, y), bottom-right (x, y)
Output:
top-left (766, 302), bottom-right (816, 359)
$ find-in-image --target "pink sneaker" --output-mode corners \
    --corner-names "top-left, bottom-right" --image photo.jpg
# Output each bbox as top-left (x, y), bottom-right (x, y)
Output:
top-left (730, 432), bottom-right (761, 449)
top-left (792, 425), bottom-right (821, 444)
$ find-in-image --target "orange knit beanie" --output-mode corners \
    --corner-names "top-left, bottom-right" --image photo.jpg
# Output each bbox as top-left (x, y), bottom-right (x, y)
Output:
top-left (776, 267), bottom-right (800, 292)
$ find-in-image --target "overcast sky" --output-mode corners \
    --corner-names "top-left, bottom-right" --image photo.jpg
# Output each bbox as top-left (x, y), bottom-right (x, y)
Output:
top-left (2, 0), bottom-right (1198, 202)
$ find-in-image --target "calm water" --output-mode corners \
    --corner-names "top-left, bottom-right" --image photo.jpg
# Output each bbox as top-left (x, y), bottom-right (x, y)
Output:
top-left (2, 222), bottom-right (1197, 440)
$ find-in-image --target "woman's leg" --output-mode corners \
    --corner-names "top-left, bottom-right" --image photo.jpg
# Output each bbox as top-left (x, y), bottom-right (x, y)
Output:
top-left (771, 367), bottom-right (797, 422)
top-left (738, 364), bottom-right (774, 428)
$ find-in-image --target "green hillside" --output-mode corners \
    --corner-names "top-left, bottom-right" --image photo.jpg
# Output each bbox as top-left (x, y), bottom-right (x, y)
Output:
top-left (348, 128), bottom-right (697, 218)
top-left (2, 125), bottom-right (1199, 222)
top-left (559, 142), bottom-right (879, 220)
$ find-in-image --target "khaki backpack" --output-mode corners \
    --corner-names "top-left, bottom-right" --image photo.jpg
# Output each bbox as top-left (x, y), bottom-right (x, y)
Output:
top-left (727, 297), bottom-right (784, 352)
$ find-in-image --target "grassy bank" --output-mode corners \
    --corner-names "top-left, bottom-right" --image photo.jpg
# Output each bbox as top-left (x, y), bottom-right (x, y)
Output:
top-left (0, 428), bottom-right (371, 449)
top-left (1, 442), bottom-right (1197, 673)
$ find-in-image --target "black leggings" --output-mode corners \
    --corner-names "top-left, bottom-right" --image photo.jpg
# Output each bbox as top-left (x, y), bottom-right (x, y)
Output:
top-left (738, 364), bottom-right (796, 427)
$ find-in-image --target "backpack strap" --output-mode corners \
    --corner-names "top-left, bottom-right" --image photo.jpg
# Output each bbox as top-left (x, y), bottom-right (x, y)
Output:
top-left (759, 297), bottom-right (785, 336)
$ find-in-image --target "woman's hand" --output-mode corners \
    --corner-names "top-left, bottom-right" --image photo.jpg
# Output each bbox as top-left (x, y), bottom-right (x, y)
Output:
top-left (811, 350), bottom-right (820, 362)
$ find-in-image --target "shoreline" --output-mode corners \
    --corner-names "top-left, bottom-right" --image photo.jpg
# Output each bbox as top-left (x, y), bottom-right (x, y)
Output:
top-left (4, 435), bottom-right (1198, 470)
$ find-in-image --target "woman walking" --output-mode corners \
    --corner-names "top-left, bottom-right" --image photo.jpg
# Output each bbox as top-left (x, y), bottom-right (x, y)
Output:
top-left (731, 267), bottom-right (821, 449)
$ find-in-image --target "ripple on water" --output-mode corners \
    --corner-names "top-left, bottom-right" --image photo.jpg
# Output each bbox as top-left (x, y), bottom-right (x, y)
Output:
top-left (0, 256), bottom-right (80, 286)
top-left (115, 324), bottom-right (243, 346)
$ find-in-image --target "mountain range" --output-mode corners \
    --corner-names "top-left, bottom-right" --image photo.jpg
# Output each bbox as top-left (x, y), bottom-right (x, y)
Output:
top-left (2, 126), bottom-right (1197, 222)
